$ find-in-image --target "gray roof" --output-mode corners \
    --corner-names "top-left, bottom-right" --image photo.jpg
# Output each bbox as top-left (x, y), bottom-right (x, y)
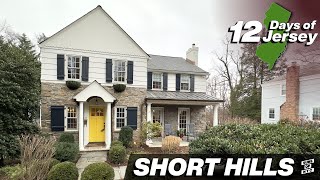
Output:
top-left (146, 91), bottom-right (223, 102)
top-left (266, 62), bottom-right (320, 83)
top-left (148, 54), bottom-right (208, 75)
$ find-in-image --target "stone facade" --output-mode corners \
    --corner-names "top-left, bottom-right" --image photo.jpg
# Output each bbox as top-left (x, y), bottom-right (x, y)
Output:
top-left (280, 63), bottom-right (300, 121)
top-left (153, 105), bottom-right (207, 135)
top-left (41, 82), bottom-right (146, 143)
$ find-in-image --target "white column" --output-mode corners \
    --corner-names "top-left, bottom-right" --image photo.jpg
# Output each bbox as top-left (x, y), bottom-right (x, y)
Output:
top-left (146, 102), bottom-right (152, 144)
top-left (213, 104), bottom-right (219, 126)
top-left (106, 102), bottom-right (112, 149)
top-left (79, 101), bottom-right (84, 150)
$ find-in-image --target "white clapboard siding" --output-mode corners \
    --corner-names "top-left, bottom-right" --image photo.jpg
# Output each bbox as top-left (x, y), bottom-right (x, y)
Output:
top-left (167, 73), bottom-right (176, 91)
top-left (194, 75), bottom-right (206, 92)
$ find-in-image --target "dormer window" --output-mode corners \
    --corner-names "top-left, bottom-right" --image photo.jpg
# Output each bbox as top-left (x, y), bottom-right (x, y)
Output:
top-left (180, 74), bottom-right (190, 91)
top-left (67, 56), bottom-right (81, 80)
top-left (152, 73), bottom-right (162, 89)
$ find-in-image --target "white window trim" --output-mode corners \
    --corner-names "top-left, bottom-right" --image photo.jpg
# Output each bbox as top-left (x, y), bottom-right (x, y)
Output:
top-left (152, 107), bottom-right (164, 124)
top-left (152, 73), bottom-right (163, 90)
top-left (113, 59), bottom-right (127, 84)
top-left (180, 74), bottom-right (190, 92)
top-left (177, 108), bottom-right (190, 130)
top-left (311, 107), bottom-right (320, 121)
top-left (268, 108), bottom-right (275, 120)
top-left (280, 83), bottom-right (286, 96)
top-left (64, 106), bottom-right (78, 132)
top-left (114, 106), bottom-right (127, 131)
top-left (65, 55), bottom-right (82, 81)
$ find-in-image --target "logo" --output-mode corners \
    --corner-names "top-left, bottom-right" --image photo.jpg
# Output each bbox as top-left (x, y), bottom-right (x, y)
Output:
top-left (228, 2), bottom-right (318, 69)
top-left (301, 159), bottom-right (314, 175)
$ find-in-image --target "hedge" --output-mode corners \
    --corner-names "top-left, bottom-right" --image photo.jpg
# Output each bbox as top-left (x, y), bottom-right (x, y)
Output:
top-left (109, 144), bottom-right (126, 164)
top-left (58, 133), bottom-right (75, 143)
top-left (190, 124), bottom-right (320, 154)
top-left (81, 162), bottom-right (114, 180)
top-left (47, 162), bottom-right (78, 180)
top-left (119, 126), bottom-right (133, 148)
top-left (54, 142), bottom-right (79, 162)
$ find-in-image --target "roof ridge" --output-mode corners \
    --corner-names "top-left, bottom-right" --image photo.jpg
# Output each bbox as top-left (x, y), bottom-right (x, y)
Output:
top-left (149, 54), bottom-right (185, 59)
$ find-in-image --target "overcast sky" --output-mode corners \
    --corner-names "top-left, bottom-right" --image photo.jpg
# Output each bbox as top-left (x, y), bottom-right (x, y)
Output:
top-left (0, 0), bottom-right (319, 72)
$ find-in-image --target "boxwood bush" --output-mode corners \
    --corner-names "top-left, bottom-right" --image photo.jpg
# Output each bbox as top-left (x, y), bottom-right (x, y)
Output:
top-left (190, 124), bottom-right (320, 154)
top-left (81, 162), bottom-right (114, 180)
top-left (111, 140), bottom-right (123, 147)
top-left (119, 126), bottom-right (133, 147)
top-left (54, 142), bottom-right (79, 162)
top-left (47, 162), bottom-right (78, 180)
top-left (49, 158), bottom-right (60, 169)
top-left (109, 144), bottom-right (126, 164)
top-left (58, 132), bottom-right (75, 143)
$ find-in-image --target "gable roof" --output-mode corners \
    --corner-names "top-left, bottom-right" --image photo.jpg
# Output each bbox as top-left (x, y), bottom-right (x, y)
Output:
top-left (148, 54), bottom-right (208, 75)
top-left (40, 5), bottom-right (149, 57)
top-left (265, 62), bottom-right (320, 83)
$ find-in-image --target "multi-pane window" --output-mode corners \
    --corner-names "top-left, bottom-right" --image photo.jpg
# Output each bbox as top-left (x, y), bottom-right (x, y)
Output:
top-left (66, 107), bottom-right (77, 130)
top-left (179, 110), bottom-right (188, 135)
top-left (281, 84), bottom-right (286, 95)
top-left (67, 56), bottom-right (81, 80)
top-left (269, 108), bottom-right (275, 119)
top-left (152, 73), bottom-right (162, 89)
top-left (152, 109), bottom-right (162, 124)
top-left (181, 75), bottom-right (190, 91)
top-left (114, 60), bottom-right (126, 82)
top-left (312, 107), bottom-right (320, 121)
top-left (116, 107), bottom-right (126, 129)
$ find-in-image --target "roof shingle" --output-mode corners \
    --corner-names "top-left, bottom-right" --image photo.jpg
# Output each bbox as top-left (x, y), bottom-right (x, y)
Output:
top-left (146, 91), bottom-right (223, 102)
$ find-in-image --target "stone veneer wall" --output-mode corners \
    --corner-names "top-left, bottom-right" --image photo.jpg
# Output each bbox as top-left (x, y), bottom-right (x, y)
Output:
top-left (160, 105), bottom-right (207, 135)
top-left (41, 82), bottom-right (146, 143)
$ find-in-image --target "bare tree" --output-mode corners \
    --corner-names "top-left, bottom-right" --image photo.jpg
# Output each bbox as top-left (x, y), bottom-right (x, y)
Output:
top-left (295, 42), bottom-right (320, 64)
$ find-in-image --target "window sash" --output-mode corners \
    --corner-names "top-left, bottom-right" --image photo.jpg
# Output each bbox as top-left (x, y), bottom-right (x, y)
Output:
top-left (66, 107), bottom-right (77, 130)
top-left (313, 108), bottom-right (320, 120)
top-left (152, 73), bottom-right (162, 89)
top-left (114, 60), bottom-right (126, 82)
top-left (67, 56), bottom-right (81, 80)
top-left (115, 107), bottom-right (126, 129)
top-left (269, 108), bottom-right (275, 119)
top-left (180, 75), bottom-right (190, 91)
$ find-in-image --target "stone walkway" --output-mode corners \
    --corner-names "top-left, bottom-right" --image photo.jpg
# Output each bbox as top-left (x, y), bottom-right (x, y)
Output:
top-left (76, 151), bottom-right (127, 180)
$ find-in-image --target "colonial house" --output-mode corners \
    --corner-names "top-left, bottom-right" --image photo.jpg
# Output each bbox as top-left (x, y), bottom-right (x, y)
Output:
top-left (39, 5), bottom-right (222, 151)
top-left (261, 62), bottom-right (320, 123)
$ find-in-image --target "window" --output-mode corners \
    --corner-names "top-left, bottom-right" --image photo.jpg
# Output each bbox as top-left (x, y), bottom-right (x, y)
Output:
top-left (114, 60), bottom-right (126, 82)
top-left (269, 108), bottom-right (275, 119)
top-left (152, 73), bottom-right (162, 89)
top-left (115, 107), bottom-right (126, 130)
top-left (181, 75), bottom-right (190, 91)
top-left (66, 107), bottom-right (77, 131)
top-left (67, 56), bottom-right (81, 80)
top-left (281, 84), bottom-right (286, 95)
top-left (152, 108), bottom-right (163, 124)
top-left (312, 107), bottom-right (320, 121)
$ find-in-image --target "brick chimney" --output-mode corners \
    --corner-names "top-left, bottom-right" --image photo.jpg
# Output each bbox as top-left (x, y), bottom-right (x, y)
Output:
top-left (186, 43), bottom-right (199, 66)
top-left (280, 62), bottom-right (300, 121)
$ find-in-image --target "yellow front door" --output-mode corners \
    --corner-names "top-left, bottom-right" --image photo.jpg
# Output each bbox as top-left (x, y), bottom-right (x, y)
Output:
top-left (89, 107), bottom-right (105, 142)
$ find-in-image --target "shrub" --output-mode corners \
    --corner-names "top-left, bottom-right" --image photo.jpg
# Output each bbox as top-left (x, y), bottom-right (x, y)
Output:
top-left (111, 140), bottom-right (123, 147)
top-left (58, 133), bottom-right (75, 143)
top-left (66, 80), bottom-right (81, 90)
top-left (50, 159), bottom-right (60, 169)
top-left (190, 124), bottom-right (320, 154)
top-left (140, 122), bottom-right (162, 144)
top-left (0, 165), bottom-right (24, 180)
top-left (109, 145), bottom-right (126, 164)
top-left (161, 136), bottom-right (181, 154)
top-left (119, 126), bottom-right (133, 147)
top-left (54, 142), bottom-right (79, 162)
top-left (47, 162), bottom-right (78, 180)
top-left (113, 84), bottom-right (126, 92)
top-left (19, 134), bottom-right (56, 180)
top-left (81, 162), bottom-right (114, 180)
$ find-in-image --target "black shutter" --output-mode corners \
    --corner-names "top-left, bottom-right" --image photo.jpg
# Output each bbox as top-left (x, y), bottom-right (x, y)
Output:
top-left (127, 107), bottom-right (137, 130)
top-left (163, 73), bottom-right (168, 91)
top-left (106, 59), bottom-right (112, 83)
top-left (190, 74), bottom-right (195, 92)
top-left (147, 72), bottom-right (152, 90)
top-left (176, 74), bottom-right (181, 91)
top-left (82, 57), bottom-right (89, 81)
top-left (51, 106), bottom-right (64, 131)
top-left (57, 54), bottom-right (65, 80)
top-left (127, 61), bottom-right (134, 84)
